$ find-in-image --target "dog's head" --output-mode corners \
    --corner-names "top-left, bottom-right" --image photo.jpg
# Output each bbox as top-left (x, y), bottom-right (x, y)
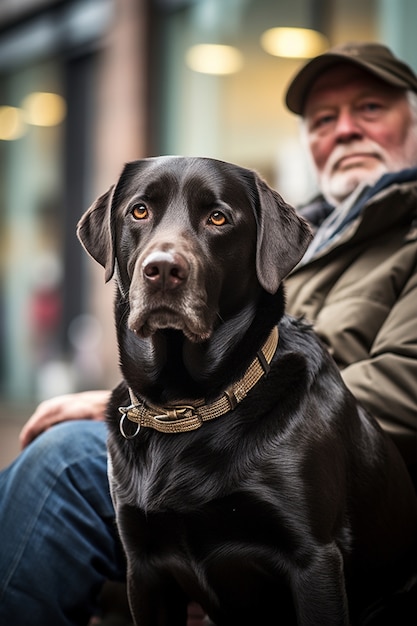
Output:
top-left (77, 156), bottom-right (312, 342)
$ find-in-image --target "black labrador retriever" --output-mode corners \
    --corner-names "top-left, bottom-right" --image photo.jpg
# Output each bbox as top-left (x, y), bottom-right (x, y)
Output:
top-left (78, 156), bottom-right (417, 626)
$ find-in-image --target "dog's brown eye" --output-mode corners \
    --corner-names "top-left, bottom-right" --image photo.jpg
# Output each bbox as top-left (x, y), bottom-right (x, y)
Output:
top-left (208, 211), bottom-right (227, 226)
top-left (131, 204), bottom-right (148, 220)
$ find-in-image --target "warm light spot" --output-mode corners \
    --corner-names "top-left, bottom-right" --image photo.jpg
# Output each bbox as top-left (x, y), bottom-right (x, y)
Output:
top-left (22, 92), bottom-right (67, 127)
top-left (0, 106), bottom-right (26, 140)
top-left (261, 27), bottom-right (328, 59)
top-left (186, 44), bottom-right (243, 75)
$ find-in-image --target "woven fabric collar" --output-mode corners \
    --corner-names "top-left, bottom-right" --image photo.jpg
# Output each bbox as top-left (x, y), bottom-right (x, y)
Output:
top-left (118, 326), bottom-right (279, 437)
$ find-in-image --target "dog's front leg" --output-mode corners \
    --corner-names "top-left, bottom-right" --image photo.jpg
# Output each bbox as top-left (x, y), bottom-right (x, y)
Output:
top-left (113, 501), bottom-right (189, 626)
top-left (127, 569), bottom-right (189, 626)
top-left (290, 542), bottom-right (349, 626)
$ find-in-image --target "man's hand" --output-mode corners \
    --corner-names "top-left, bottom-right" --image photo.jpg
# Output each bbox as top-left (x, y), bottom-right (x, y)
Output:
top-left (19, 390), bottom-right (111, 449)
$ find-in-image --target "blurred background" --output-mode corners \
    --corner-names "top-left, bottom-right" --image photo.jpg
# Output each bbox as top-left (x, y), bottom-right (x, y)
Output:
top-left (1, 0), bottom-right (416, 466)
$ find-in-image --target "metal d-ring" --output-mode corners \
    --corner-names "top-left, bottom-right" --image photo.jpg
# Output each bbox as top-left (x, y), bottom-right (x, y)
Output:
top-left (119, 413), bottom-right (141, 439)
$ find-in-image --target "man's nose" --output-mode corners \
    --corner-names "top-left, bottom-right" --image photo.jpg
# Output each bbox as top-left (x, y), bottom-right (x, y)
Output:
top-left (334, 109), bottom-right (363, 141)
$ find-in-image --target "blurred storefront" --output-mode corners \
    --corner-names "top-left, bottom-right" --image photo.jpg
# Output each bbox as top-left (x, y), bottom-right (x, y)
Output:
top-left (1, 0), bottom-right (417, 417)
top-left (0, 0), bottom-right (147, 415)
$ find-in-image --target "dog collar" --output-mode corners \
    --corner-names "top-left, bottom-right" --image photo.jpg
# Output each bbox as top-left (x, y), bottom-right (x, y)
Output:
top-left (118, 326), bottom-right (279, 438)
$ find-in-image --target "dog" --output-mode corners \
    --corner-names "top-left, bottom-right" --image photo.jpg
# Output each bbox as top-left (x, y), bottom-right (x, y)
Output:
top-left (78, 156), bottom-right (417, 626)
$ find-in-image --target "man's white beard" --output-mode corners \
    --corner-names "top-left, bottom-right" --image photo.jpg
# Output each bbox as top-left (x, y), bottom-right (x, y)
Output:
top-left (320, 163), bottom-right (389, 205)
top-left (317, 124), bottom-right (417, 206)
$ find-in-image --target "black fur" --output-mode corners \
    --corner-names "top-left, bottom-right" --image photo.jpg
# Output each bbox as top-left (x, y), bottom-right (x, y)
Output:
top-left (78, 156), bottom-right (417, 626)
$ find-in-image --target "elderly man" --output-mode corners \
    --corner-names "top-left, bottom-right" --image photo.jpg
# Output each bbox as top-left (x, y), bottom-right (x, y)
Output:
top-left (1, 42), bottom-right (416, 625)
top-left (285, 42), bottom-right (417, 469)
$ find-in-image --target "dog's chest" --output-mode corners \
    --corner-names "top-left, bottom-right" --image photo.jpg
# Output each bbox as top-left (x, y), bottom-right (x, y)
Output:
top-left (112, 433), bottom-right (297, 556)
top-left (124, 487), bottom-right (294, 581)
top-left (116, 474), bottom-right (301, 624)
top-left (113, 424), bottom-right (288, 515)
top-left (119, 441), bottom-right (240, 513)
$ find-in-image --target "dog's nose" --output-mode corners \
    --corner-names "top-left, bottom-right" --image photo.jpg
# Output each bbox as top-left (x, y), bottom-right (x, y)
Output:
top-left (142, 250), bottom-right (189, 290)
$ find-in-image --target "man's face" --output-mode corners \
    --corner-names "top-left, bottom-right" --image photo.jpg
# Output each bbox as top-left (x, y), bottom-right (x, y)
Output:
top-left (303, 64), bottom-right (417, 205)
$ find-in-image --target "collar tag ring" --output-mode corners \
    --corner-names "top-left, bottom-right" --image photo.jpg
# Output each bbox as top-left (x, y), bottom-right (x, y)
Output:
top-left (119, 412), bottom-right (141, 439)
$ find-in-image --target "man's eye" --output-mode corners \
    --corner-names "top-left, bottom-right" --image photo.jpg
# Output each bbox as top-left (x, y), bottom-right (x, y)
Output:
top-left (208, 211), bottom-right (227, 226)
top-left (313, 114), bottom-right (334, 129)
top-left (362, 102), bottom-right (382, 113)
top-left (131, 204), bottom-right (148, 220)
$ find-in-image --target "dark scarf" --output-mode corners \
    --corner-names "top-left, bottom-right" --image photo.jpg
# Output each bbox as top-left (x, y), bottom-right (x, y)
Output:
top-left (299, 167), bottom-right (417, 230)
top-left (297, 167), bottom-right (417, 262)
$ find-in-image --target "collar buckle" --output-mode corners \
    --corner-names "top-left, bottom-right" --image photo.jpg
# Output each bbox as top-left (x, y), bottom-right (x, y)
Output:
top-left (153, 406), bottom-right (196, 422)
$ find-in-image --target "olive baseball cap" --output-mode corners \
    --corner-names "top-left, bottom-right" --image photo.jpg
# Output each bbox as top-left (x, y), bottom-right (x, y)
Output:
top-left (285, 41), bottom-right (417, 115)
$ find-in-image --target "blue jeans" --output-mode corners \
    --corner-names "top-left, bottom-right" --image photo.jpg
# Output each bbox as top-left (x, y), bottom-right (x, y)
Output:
top-left (0, 420), bottom-right (125, 625)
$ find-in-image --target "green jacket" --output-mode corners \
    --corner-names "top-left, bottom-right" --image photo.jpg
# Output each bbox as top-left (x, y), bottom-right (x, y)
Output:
top-left (285, 176), bottom-right (417, 464)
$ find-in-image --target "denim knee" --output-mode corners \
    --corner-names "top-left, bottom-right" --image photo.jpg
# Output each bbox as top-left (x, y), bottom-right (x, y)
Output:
top-left (0, 420), bottom-right (124, 626)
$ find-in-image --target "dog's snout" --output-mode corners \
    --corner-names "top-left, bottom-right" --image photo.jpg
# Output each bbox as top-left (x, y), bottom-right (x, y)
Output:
top-left (142, 250), bottom-right (189, 291)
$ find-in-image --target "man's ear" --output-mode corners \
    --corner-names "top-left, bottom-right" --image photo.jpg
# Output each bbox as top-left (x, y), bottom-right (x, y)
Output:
top-left (77, 185), bottom-right (115, 282)
top-left (254, 174), bottom-right (312, 294)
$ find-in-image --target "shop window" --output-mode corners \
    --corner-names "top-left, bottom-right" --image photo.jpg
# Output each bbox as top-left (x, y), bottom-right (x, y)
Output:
top-left (0, 60), bottom-right (66, 402)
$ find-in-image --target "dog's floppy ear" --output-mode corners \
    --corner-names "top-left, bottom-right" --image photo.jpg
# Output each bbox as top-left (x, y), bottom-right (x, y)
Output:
top-left (77, 185), bottom-right (116, 282)
top-left (254, 174), bottom-right (313, 294)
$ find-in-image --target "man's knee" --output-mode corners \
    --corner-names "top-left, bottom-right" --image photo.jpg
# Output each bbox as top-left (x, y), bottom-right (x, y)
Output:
top-left (11, 420), bottom-right (108, 480)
